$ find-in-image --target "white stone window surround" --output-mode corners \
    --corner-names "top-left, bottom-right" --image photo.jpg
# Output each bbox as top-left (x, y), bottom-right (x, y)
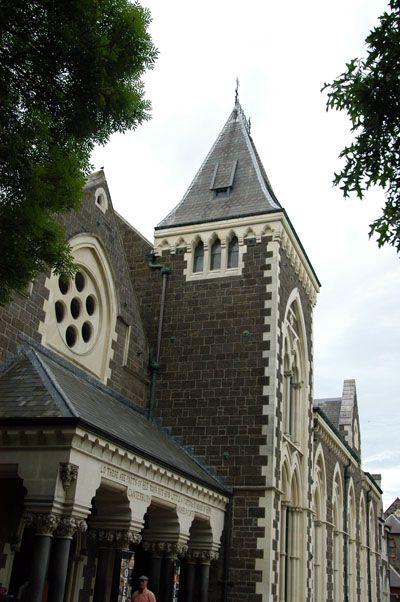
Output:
top-left (94, 187), bottom-right (108, 213)
top-left (186, 231), bottom-right (244, 281)
top-left (39, 234), bottom-right (117, 383)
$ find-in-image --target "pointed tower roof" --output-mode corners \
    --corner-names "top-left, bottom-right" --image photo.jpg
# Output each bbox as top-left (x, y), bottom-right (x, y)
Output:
top-left (157, 103), bottom-right (282, 229)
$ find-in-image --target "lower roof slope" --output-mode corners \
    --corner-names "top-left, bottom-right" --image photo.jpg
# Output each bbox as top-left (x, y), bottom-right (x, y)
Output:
top-left (0, 342), bottom-right (228, 493)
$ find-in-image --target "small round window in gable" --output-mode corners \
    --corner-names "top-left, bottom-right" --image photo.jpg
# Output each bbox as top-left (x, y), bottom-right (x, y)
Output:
top-left (94, 187), bottom-right (108, 213)
top-left (55, 269), bottom-right (100, 354)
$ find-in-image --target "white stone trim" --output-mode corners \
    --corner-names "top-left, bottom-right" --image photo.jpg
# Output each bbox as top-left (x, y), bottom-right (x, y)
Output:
top-left (256, 234), bottom-right (281, 602)
top-left (154, 213), bottom-right (319, 303)
top-left (39, 234), bottom-right (117, 383)
top-left (94, 187), bottom-right (108, 213)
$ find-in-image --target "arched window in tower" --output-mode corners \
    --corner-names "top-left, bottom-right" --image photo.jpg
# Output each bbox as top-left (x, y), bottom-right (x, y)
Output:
top-left (210, 239), bottom-right (221, 270)
top-left (193, 241), bottom-right (204, 272)
top-left (282, 295), bottom-right (307, 448)
top-left (283, 349), bottom-right (293, 436)
top-left (227, 236), bottom-right (239, 268)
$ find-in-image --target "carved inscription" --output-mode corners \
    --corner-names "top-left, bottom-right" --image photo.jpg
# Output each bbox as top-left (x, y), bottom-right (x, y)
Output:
top-left (100, 464), bottom-right (211, 516)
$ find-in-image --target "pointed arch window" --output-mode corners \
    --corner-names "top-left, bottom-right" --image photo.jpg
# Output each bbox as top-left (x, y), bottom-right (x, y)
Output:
top-left (227, 236), bottom-right (239, 268)
top-left (210, 239), bottom-right (221, 270)
top-left (193, 241), bottom-right (204, 273)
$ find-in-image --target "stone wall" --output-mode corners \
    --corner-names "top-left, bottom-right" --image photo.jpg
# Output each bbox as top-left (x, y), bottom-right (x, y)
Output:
top-left (0, 184), bottom-right (150, 405)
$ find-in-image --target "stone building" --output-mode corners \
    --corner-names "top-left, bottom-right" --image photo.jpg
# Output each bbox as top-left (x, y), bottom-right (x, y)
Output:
top-left (0, 101), bottom-right (389, 602)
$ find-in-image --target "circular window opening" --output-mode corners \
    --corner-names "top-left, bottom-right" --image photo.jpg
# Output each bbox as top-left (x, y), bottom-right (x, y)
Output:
top-left (82, 321), bottom-right (92, 343)
top-left (86, 295), bottom-right (96, 316)
top-left (65, 325), bottom-right (77, 348)
top-left (70, 297), bottom-right (81, 319)
top-left (55, 301), bottom-right (65, 323)
top-left (75, 271), bottom-right (85, 292)
top-left (58, 277), bottom-right (69, 295)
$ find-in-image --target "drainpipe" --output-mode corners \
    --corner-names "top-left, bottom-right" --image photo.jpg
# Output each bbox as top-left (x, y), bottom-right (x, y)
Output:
top-left (146, 251), bottom-right (171, 420)
top-left (344, 463), bottom-right (350, 602)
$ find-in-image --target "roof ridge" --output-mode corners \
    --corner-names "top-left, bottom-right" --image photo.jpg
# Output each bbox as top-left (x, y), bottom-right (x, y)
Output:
top-left (156, 109), bottom-right (238, 229)
top-left (238, 114), bottom-right (280, 209)
top-left (29, 347), bottom-right (78, 417)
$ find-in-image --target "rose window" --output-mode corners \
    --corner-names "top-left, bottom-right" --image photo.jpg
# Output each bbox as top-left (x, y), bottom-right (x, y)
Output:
top-left (55, 270), bottom-right (100, 353)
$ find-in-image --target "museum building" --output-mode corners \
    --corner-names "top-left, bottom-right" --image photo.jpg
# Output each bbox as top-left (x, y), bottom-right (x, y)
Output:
top-left (0, 100), bottom-right (389, 601)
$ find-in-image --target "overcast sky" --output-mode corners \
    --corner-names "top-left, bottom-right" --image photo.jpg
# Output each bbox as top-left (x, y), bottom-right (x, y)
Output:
top-left (91, 0), bottom-right (399, 509)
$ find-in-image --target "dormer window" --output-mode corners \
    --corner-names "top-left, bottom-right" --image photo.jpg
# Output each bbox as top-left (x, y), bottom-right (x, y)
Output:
top-left (193, 241), bottom-right (204, 272)
top-left (210, 239), bottom-right (221, 270)
top-left (227, 237), bottom-right (239, 268)
top-left (210, 160), bottom-right (237, 198)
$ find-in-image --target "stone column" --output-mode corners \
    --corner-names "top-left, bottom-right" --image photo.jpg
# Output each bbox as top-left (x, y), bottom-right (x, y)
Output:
top-left (143, 542), bottom-right (163, 600)
top-left (162, 543), bottom-right (187, 602)
top-left (197, 551), bottom-right (219, 602)
top-left (25, 512), bottom-right (60, 602)
top-left (184, 552), bottom-right (197, 602)
top-left (48, 517), bottom-right (87, 602)
top-left (92, 529), bottom-right (141, 602)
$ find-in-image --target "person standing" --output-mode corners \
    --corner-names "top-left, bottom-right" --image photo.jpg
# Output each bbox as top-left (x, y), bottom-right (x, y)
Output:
top-left (131, 576), bottom-right (156, 602)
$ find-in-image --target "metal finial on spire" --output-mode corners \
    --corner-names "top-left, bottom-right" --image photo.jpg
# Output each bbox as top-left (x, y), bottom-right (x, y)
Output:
top-left (235, 78), bottom-right (240, 104)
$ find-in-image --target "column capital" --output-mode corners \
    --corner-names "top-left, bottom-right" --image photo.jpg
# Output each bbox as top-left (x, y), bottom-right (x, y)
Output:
top-left (56, 517), bottom-right (88, 539)
top-left (88, 528), bottom-right (141, 548)
top-left (143, 541), bottom-right (187, 557)
top-left (59, 462), bottom-right (79, 493)
top-left (188, 550), bottom-right (219, 564)
top-left (165, 542), bottom-right (188, 558)
top-left (24, 511), bottom-right (60, 536)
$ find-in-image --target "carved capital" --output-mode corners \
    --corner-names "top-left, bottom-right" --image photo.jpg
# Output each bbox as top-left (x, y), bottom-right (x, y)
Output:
top-left (25, 512), bottom-right (60, 536)
top-left (164, 542), bottom-right (188, 558)
top-left (88, 528), bottom-right (140, 548)
top-left (188, 549), bottom-right (219, 564)
top-left (59, 462), bottom-right (79, 493)
top-left (56, 517), bottom-right (88, 539)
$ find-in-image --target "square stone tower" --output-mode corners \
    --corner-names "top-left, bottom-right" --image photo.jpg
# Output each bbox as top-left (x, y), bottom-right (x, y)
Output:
top-left (148, 101), bottom-right (320, 602)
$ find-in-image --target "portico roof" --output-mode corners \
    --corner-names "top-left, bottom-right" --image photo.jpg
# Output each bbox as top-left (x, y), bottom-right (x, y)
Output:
top-left (0, 342), bottom-right (229, 493)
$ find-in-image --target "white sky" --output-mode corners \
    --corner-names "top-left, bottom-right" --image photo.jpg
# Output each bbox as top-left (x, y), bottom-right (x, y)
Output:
top-left (91, 0), bottom-right (399, 509)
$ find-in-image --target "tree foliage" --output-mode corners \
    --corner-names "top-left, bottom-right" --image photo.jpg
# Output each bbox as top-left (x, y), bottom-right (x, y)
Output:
top-left (0, 0), bottom-right (157, 304)
top-left (323, 0), bottom-right (400, 253)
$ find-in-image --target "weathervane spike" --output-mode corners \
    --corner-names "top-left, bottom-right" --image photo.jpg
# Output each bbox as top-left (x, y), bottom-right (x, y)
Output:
top-left (235, 77), bottom-right (240, 105)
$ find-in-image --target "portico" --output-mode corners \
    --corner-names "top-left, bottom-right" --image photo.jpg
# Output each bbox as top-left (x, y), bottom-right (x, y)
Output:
top-left (0, 345), bottom-right (228, 602)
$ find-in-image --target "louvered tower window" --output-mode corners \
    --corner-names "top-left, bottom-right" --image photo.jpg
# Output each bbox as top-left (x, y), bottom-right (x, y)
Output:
top-left (193, 241), bottom-right (204, 272)
top-left (210, 239), bottom-right (221, 270)
top-left (227, 237), bottom-right (239, 268)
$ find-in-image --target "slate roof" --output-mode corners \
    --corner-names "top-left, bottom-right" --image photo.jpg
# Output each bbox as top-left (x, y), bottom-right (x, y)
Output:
top-left (386, 514), bottom-right (400, 534)
top-left (0, 343), bottom-right (228, 493)
top-left (313, 397), bottom-right (342, 429)
top-left (157, 103), bottom-right (282, 229)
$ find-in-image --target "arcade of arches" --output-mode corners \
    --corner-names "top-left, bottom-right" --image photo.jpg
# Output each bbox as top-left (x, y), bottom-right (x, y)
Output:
top-left (0, 424), bottom-right (227, 602)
